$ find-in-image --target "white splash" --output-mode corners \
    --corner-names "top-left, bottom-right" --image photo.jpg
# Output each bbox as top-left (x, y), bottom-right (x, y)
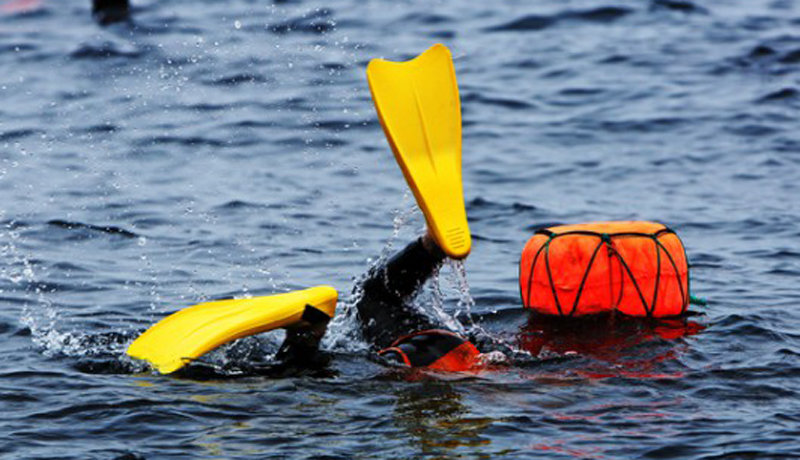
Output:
top-left (422, 265), bottom-right (467, 335)
top-left (323, 195), bottom-right (419, 353)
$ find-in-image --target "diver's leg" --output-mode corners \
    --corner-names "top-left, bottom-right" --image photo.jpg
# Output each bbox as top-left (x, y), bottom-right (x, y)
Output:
top-left (365, 234), bottom-right (445, 302)
top-left (354, 234), bottom-right (446, 349)
top-left (275, 304), bottom-right (333, 363)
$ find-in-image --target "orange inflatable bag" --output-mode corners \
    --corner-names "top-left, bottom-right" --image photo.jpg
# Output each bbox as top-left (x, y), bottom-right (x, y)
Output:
top-left (519, 221), bottom-right (689, 317)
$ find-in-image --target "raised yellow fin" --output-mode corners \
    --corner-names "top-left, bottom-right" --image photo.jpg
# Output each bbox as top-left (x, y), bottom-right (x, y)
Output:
top-left (367, 44), bottom-right (471, 259)
top-left (126, 286), bottom-right (337, 374)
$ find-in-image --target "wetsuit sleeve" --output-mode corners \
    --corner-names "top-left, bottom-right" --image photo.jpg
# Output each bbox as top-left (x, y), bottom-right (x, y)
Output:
top-left (354, 237), bottom-right (446, 349)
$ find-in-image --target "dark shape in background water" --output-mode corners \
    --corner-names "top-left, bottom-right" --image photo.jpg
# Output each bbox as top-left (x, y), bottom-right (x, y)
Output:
top-left (92, 0), bottom-right (129, 26)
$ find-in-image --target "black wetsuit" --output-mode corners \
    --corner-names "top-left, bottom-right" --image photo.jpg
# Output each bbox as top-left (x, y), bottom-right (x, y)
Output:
top-left (353, 237), bottom-right (447, 349)
top-left (279, 237), bottom-right (478, 372)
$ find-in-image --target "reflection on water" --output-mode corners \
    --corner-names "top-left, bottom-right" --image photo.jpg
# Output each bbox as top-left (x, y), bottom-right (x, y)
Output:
top-left (517, 313), bottom-right (704, 379)
top-left (393, 382), bottom-right (494, 456)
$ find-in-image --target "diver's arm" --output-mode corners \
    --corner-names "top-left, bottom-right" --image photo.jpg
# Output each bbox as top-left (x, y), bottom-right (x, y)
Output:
top-left (354, 233), bottom-right (446, 349)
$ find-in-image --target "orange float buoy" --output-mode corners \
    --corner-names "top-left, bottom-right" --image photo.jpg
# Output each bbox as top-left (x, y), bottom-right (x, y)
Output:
top-left (519, 221), bottom-right (689, 317)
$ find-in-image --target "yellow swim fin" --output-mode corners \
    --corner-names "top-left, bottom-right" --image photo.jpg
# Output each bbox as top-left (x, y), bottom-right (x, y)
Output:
top-left (126, 286), bottom-right (337, 374)
top-left (367, 43), bottom-right (471, 259)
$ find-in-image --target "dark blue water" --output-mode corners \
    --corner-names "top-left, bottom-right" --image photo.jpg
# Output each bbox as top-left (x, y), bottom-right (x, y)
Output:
top-left (2, 0), bottom-right (800, 458)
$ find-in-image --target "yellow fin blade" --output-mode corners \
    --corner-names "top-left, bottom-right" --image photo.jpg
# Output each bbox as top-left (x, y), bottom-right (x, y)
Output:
top-left (126, 286), bottom-right (337, 374)
top-left (367, 43), bottom-right (471, 259)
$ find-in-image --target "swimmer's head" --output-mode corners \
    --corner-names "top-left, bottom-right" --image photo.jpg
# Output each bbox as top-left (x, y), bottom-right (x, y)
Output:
top-left (378, 329), bottom-right (481, 372)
